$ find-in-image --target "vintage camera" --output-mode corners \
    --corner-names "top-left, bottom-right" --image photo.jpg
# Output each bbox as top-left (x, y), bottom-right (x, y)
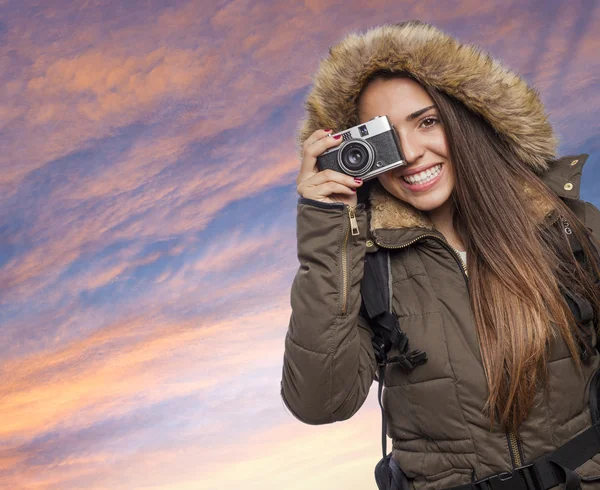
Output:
top-left (316, 116), bottom-right (406, 181)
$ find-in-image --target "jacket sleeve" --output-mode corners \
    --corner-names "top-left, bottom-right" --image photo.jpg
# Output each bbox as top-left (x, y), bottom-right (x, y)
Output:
top-left (280, 197), bottom-right (377, 425)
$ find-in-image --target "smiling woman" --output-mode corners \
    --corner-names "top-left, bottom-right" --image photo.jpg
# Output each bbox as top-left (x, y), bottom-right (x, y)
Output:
top-left (281, 20), bottom-right (600, 490)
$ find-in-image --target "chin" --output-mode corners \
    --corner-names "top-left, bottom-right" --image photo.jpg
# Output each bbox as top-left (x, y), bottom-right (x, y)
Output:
top-left (409, 191), bottom-right (453, 212)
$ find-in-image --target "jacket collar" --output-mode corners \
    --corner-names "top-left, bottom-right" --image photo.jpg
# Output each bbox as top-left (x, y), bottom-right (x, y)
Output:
top-left (368, 154), bottom-right (588, 247)
top-left (540, 154), bottom-right (587, 200)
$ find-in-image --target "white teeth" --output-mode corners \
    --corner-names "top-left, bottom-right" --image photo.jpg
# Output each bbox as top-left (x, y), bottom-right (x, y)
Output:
top-left (402, 164), bottom-right (442, 185)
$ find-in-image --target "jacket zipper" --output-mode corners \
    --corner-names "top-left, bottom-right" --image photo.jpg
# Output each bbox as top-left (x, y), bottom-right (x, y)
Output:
top-left (341, 205), bottom-right (360, 315)
top-left (507, 431), bottom-right (524, 467)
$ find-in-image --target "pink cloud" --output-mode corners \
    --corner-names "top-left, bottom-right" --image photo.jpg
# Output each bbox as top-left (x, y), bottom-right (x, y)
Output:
top-left (193, 230), bottom-right (281, 274)
top-left (0, 134), bottom-right (299, 304)
top-left (0, 301), bottom-right (292, 438)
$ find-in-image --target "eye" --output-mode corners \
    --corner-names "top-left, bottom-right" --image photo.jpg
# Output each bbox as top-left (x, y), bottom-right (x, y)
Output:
top-left (420, 116), bottom-right (439, 128)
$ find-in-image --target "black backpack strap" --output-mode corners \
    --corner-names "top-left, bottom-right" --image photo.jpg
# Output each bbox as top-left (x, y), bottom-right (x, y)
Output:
top-left (559, 215), bottom-right (598, 363)
top-left (361, 247), bottom-right (391, 320)
top-left (362, 251), bottom-right (403, 365)
top-left (360, 248), bottom-right (427, 461)
top-left (447, 424), bottom-right (600, 490)
top-left (361, 249), bottom-right (428, 369)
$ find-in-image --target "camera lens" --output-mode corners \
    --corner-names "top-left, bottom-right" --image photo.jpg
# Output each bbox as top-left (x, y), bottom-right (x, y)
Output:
top-left (337, 140), bottom-right (374, 176)
top-left (348, 147), bottom-right (365, 167)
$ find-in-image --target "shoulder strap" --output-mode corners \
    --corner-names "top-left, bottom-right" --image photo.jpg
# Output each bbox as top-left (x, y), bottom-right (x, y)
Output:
top-left (360, 248), bottom-right (427, 459)
top-left (361, 249), bottom-right (404, 362)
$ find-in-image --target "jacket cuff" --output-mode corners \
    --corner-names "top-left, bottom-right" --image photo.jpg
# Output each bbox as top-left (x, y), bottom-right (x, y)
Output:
top-left (298, 197), bottom-right (345, 210)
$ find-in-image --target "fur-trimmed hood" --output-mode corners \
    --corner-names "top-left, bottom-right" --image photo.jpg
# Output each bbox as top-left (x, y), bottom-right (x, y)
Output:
top-left (297, 21), bottom-right (574, 233)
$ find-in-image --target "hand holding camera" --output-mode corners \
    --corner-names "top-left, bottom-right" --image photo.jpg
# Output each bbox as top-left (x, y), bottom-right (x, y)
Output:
top-left (296, 116), bottom-right (406, 206)
top-left (296, 129), bottom-right (362, 206)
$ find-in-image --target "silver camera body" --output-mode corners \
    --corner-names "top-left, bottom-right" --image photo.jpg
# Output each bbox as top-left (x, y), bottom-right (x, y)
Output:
top-left (316, 115), bottom-right (406, 181)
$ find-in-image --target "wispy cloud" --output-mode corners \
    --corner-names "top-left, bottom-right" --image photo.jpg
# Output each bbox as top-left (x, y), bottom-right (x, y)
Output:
top-left (0, 300), bottom-right (296, 488)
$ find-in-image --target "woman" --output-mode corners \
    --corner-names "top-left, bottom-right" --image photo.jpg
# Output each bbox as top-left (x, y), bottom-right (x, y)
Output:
top-left (281, 21), bottom-right (600, 490)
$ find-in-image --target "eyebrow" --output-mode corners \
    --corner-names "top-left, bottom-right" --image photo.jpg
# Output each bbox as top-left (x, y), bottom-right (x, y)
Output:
top-left (406, 105), bottom-right (436, 122)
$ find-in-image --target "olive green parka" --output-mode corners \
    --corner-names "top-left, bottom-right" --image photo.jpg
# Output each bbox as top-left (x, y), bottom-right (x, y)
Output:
top-left (280, 21), bottom-right (600, 489)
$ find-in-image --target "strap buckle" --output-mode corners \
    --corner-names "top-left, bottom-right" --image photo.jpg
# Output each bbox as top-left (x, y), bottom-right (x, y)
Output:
top-left (473, 464), bottom-right (536, 490)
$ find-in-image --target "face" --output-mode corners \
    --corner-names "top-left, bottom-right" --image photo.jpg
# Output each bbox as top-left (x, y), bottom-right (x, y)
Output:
top-left (358, 77), bottom-right (455, 215)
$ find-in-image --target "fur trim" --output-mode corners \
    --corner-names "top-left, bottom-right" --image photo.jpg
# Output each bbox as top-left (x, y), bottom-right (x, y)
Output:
top-left (298, 21), bottom-right (556, 171)
top-left (368, 180), bottom-right (555, 234)
top-left (369, 180), bottom-right (434, 230)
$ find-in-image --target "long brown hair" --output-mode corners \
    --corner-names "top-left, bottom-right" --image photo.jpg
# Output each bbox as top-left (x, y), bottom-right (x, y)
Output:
top-left (359, 71), bottom-right (600, 432)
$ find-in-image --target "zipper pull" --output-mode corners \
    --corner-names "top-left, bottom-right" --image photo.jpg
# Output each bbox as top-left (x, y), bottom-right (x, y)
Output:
top-left (348, 206), bottom-right (359, 236)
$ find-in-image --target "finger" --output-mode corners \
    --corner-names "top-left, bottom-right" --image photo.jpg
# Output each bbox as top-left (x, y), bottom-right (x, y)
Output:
top-left (299, 133), bottom-right (344, 176)
top-left (303, 132), bottom-right (344, 159)
top-left (309, 169), bottom-right (363, 189)
top-left (302, 128), bottom-right (332, 151)
top-left (297, 169), bottom-right (362, 196)
top-left (304, 181), bottom-right (358, 201)
top-left (299, 132), bottom-right (331, 178)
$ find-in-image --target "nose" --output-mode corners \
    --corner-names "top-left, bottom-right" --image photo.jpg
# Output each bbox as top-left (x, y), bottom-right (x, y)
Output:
top-left (398, 130), bottom-right (425, 164)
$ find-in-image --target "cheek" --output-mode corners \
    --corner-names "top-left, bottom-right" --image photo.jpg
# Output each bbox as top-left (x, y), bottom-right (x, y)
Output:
top-left (433, 138), bottom-right (449, 157)
top-left (442, 167), bottom-right (456, 197)
top-left (426, 129), bottom-right (449, 157)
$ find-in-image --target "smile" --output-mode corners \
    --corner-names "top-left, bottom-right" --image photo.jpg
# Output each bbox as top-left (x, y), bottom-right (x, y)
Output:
top-left (398, 163), bottom-right (444, 192)
top-left (402, 163), bottom-right (442, 184)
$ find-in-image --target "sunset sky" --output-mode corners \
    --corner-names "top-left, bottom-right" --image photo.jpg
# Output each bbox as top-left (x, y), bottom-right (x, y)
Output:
top-left (0, 0), bottom-right (598, 489)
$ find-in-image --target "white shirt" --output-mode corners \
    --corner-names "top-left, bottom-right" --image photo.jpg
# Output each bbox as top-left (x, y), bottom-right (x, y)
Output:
top-left (457, 250), bottom-right (467, 269)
